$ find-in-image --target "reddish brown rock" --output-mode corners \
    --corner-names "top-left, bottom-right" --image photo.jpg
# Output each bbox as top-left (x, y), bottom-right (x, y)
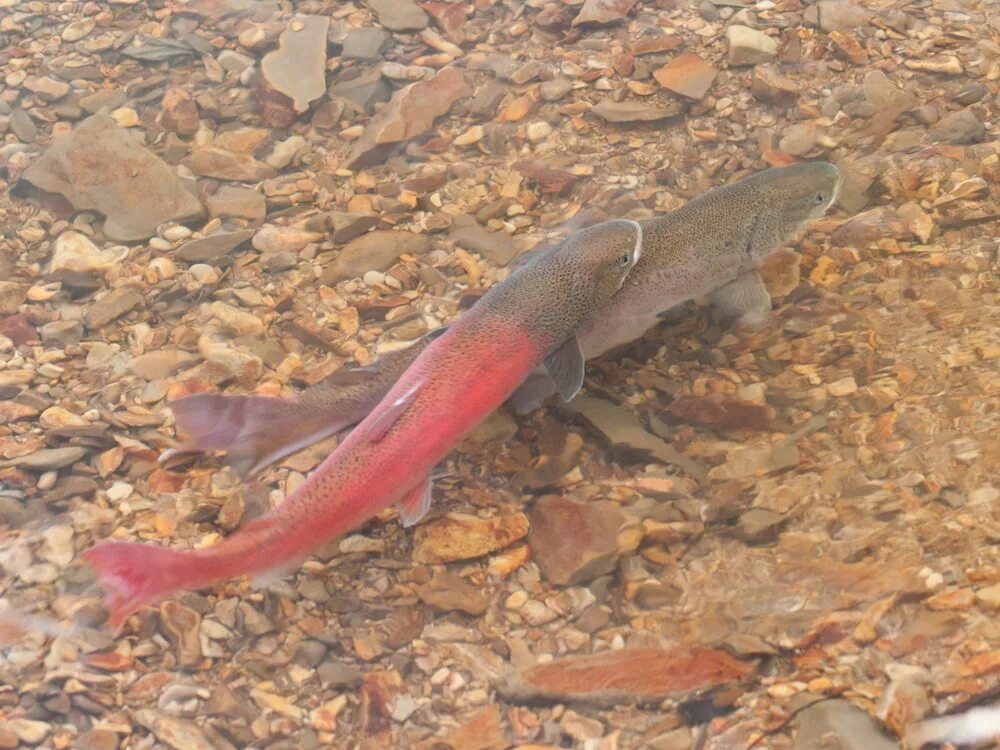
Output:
top-left (653, 52), bottom-right (718, 100)
top-left (751, 65), bottom-right (800, 104)
top-left (412, 512), bottom-right (529, 564)
top-left (416, 572), bottom-right (488, 616)
top-left (661, 395), bottom-right (775, 432)
top-left (571, 0), bottom-right (637, 26)
top-left (159, 87), bottom-right (199, 135)
top-left (513, 161), bottom-right (583, 195)
top-left (17, 113), bottom-right (202, 241)
top-left (499, 647), bottom-right (754, 706)
top-left (187, 146), bottom-right (276, 181)
top-left (345, 67), bottom-right (470, 169)
top-left (528, 495), bottom-right (629, 586)
top-left (260, 15), bottom-right (329, 113)
top-left (441, 705), bottom-right (507, 750)
top-left (421, 2), bottom-right (468, 43)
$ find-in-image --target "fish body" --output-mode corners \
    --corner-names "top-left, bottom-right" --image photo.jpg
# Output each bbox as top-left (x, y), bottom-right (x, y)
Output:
top-left (166, 162), bottom-right (840, 474)
top-left (85, 220), bottom-right (644, 627)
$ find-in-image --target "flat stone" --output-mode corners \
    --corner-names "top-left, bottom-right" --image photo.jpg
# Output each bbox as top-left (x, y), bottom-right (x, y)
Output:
top-left (751, 64), bottom-right (800, 104)
top-left (653, 52), bottom-right (718, 100)
top-left (792, 699), bottom-right (897, 750)
top-left (4, 719), bottom-right (50, 744)
top-left (368, 0), bottom-right (428, 31)
top-left (330, 67), bottom-right (393, 113)
top-left (7, 447), bottom-right (87, 471)
top-left (928, 109), bottom-right (985, 144)
top-left (134, 711), bottom-right (215, 750)
top-left (449, 215), bottom-right (517, 265)
top-left (416, 572), bottom-right (488, 615)
top-left (25, 76), bottom-right (70, 100)
top-left (159, 87), bottom-right (199, 135)
top-left (498, 647), bottom-right (754, 707)
top-left (10, 108), bottom-right (37, 142)
top-left (73, 729), bottom-right (120, 750)
top-left (187, 146), bottom-right (276, 180)
top-left (84, 286), bottom-right (143, 329)
top-left (566, 396), bottom-right (706, 481)
top-left (528, 495), bottom-right (629, 586)
top-left (571, 0), bottom-right (637, 26)
top-left (79, 88), bottom-right (126, 114)
top-left (815, 0), bottom-right (871, 32)
top-left (327, 212), bottom-right (380, 244)
top-left (345, 66), bottom-right (470, 168)
top-left (441, 706), bottom-right (507, 750)
top-left (175, 230), bottom-right (254, 263)
top-left (218, 49), bottom-right (254, 74)
top-left (412, 512), bottom-right (529, 564)
top-left (735, 508), bottom-right (787, 544)
top-left (160, 601), bottom-right (202, 667)
top-left (252, 225), bottom-right (323, 253)
top-left (129, 350), bottom-right (199, 380)
top-left (321, 230), bottom-right (432, 284)
top-left (779, 122), bottom-right (818, 156)
top-left (18, 113), bottom-right (202, 242)
top-left (50, 231), bottom-right (125, 274)
top-left (727, 25), bottom-right (778, 66)
top-left (0, 283), bottom-right (28, 315)
top-left (318, 660), bottom-right (362, 688)
top-left (342, 27), bottom-right (392, 60)
top-left (540, 77), bottom-right (573, 102)
top-left (592, 99), bottom-right (683, 123)
top-left (206, 186), bottom-right (266, 220)
top-left (261, 15), bottom-right (329, 112)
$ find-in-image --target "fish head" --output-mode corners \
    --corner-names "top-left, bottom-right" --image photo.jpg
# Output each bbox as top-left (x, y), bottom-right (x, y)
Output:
top-left (569, 218), bottom-right (644, 296)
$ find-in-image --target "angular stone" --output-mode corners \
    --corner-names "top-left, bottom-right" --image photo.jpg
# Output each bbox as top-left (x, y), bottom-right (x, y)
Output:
top-left (751, 65), bottom-right (799, 104)
top-left (416, 572), bottom-right (488, 615)
top-left (206, 186), bottom-right (266, 220)
top-left (792, 699), bottom-right (897, 750)
top-left (572, 0), bottom-right (637, 26)
top-left (187, 146), bottom-right (276, 180)
top-left (413, 512), bottom-right (529, 564)
top-left (159, 87), bottom-right (199, 135)
top-left (816, 1), bottom-right (871, 32)
top-left (79, 88), bottom-right (126, 114)
top-left (330, 67), bottom-right (393, 113)
top-left (540, 77), bottom-right (573, 102)
top-left (592, 99), bottom-right (683, 124)
top-left (928, 109), bottom-right (985, 144)
top-left (735, 508), bottom-right (787, 544)
top-left (50, 231), bottom-right (125, 274)
top-left (368, 0), bottom-right (428, 31)
top-left (18, 113), bottom-right (202, 242)
top-left (175, 230), bottom-right (255, 263)
top-left (252, 225), bottom-right (323, 253)
top-left (321, 230), bottom-right (432, 284)
top-left (134, 711), bottom-right (215, 750)
top-left (449, 215), bottom-right (517, 265)
top-left (25, 76), bottom-right (70, 100)
top-left (727, 25), bottom-right (778, 66)
top-left (779, 122), bottom-right (818, 156)
top-left (528, 495), bottom-right (628, 586)
top-left (7, 447), bottom-right (87, 471)
top-left (327, 212), bottom-right (380, 244)
top-left (84, 287), bottom-right (143, 329)
top-left (345, 66), bottom-right (469, 168)
top-left (261, 15), bottom-right (329, 113)
top-left (498, 647), bottom-right (754, 707)
top-left (130, 350), bottom-right (199, 380)
top-left (421, 1), bottom-right (468, 43)
top-left (10, 108), bottom-right (37, 143)
top-left (160, 601), bottom-right (202, 667)
top-left (654, 52), bottom-right (717, 100)
top-left (342, 27), bottom-right (392, 60)
top-left (662, 395), bottom-right (774, 432)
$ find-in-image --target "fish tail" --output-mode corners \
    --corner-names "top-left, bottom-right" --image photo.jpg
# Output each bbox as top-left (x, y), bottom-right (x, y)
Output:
top-left (166, 392), bottom-right (349, 478)
top-left (82, 542), bottom-right (203, 629)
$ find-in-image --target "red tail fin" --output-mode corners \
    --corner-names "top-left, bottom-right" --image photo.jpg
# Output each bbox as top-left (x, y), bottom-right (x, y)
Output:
top-left (82, 542), bottom-right (199, 629)
top-left (166, 393), bottom-right (348, 477)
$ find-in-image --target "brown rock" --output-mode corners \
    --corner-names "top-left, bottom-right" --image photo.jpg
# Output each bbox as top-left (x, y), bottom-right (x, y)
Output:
top-left (498, 647), bottom-right (754, 707)
top-left (175, 229), bottom-right (255, 263)
top-left (206, 186), bottom-right (266, 221)
top-left (159, 87), bottom-right (199, 135)
top-left (442, 706), bottom-right (507, 750)
top-left (134, 710), bottom-right (215, 750)
top-left (74, 728), bottom-right (120, 750)
top-left (449, 215), bottom-right (517, 265)
top-left (631, 35), bottom-right (684, 56)
top-left (528, 495), bottom-right (628, 586)
top-left (751, 65), bottom-right (800, 104)
top-left (130, 350), bottom-right (199, 380)
top-left (413, 512), bottom-right (530, 564)
top-left (661, 396), bottom-right (774, 432)
top-left (513, 161), bottom-right (583, 195)
top-left (159, 601), bottom-right (202, 666)
top-left (591, 100), bottom-right (683, 124)
top-left (345, 67), bottom-right (470, 168)
top-left (17, 113), bottom-right (202, 242)
top-left (421, 1), bottom-right (468, 43)
top-left (416, 572), bottom-right (488, 615)
top-left (187, 146), bottom-right (276, 181)
top-left (320, 230), bottom-right (432, 284)
top-left (260, 15), bottom-right (329, 113)
top-left (368, 0), bottom-right (428, 31)
top-left (572, 0), bottom-right (637, 26)
top-left (653, 52), bottom-right (717, 100)
top-left (84, 287), bottom-right (143, 329)
top-left (566, 396), bottom-right (706, 481)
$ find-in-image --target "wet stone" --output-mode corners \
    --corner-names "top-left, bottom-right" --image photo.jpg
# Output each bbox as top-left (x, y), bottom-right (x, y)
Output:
top-left (528, 495), bottom-right (628, 586)
top-left (928, 109), bottom-right (985, 144)
top-left (368, 0), bottom-right (428, 31)
top-left (175, 230), bottom-right (255, 263)
top-left (84, 287), bottom-right (143, 329)
top-left (342, 27), bottom-right (392, 60)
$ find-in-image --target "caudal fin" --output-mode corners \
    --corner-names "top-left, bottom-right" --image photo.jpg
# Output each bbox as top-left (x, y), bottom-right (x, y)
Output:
top-left (82, 542), bottom-right (199, 629)
top-left (165, 392), bottom-right (347, 478)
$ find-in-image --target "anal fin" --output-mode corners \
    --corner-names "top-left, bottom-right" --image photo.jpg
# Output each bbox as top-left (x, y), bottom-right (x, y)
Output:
top-left (396, 476), bottom-right (433, 528)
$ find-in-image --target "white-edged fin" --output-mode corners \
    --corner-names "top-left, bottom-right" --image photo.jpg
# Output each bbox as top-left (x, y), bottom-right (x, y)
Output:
top-left (396, 476), bottom-right (433, 528)
top-left (249, 555), bottom-right (309, 590)
top-left (366, 379), bottom-right (423, 442)
top-left (509, 371), bottom-right (557, 415)
top-left (544, 335), bottom-right (586, 403)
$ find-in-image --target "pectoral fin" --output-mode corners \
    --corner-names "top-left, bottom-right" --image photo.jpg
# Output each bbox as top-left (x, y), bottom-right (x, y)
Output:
top-left (396, 475), bottom-right (433, 528)
top-left (709, 270), bottom-right (772, 327)
top-left (544, 335), bottom-right (586, 403)
top-left (366, 380), bottom-right (423, 442)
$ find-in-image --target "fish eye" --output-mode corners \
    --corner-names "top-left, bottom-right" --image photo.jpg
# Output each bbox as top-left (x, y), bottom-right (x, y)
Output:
top-left (619, 253), bottom-right (631, 266)
top-left (814, 192), bottom-right (827, 205)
